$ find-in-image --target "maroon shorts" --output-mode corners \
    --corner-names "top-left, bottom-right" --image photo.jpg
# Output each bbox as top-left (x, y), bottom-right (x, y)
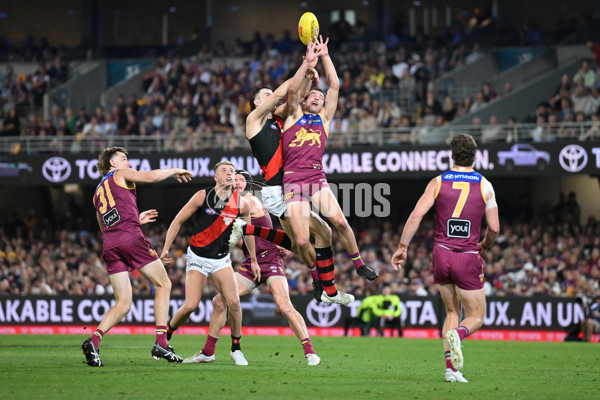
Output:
top-left (102, 236), bottom-right (160, 275)
top-left (282, 168), bottom-right (329, 203)
top-left (238, 252), bottom-right (285, 286)
top-left (432, 245), bottom-right (484, 290)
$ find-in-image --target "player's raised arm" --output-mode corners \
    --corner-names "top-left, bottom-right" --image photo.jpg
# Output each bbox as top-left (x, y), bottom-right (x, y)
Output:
top-left (248, 40), bottom-right (321, 131)
top-left (161, 190), bottom-right (206, 265)
top-left (391, 177), bottom-right (437, 269)
top-left (315, 36), bottom-right (340, 123)
top-left (286, 39), bottom-right (322, 121)
top-left (117, 167), bottom-right (192, 185)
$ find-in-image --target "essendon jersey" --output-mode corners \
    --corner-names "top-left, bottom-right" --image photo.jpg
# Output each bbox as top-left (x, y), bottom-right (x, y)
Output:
top-left (93, 170), bottom-right (143, 250)
top-left (189, 185), bottom-right (240, 259)
top-left (434, 169), bottom-right (487, 252)
top-left (249, 115), bottom-right (284, 186)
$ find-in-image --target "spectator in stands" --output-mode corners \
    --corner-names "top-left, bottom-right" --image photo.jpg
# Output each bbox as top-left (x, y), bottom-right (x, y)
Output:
top-left (423, 90), bottom-right (442, 116)
top-left (481, 81), bottom-right (497, 102)
top-left (585, 87), bottom-right (600, 116)
top-left (82, 116), bottom-right (102, 137)
top-left (470, 92), bottom-right (487, 113)
top-left (572, 84), bottom-right (590, 114)
top-left (0, 107), bottom-right (19, 136)
top-left (504, 116), bottom-right (519, 142)
top-left (74, 107), bottom-right (89, 134)
top-left (441, 96), bottom-right (457, 122)
top-left (482, 115), bottom-right (501, 143)
top-left (530, 116), bottom-right (546, 142)
top-left (378, 98), bottom-right (401, 128)
top-left (456, 96), bottom-right (473, 118)
top-left (580, 113), bottom-right (600, 141)
top-left (503, 82), bottom-right (513, 96)
top-left (573, 60), bottom-right (596, 89)
top-left (392, 52), bottom-right (408, 81)
top-left (465, 42), bottom-right (484, 64)
top-left (556, 112), bottom-right (577, 139)
top-left (48, 56), bottom-right (69, 86)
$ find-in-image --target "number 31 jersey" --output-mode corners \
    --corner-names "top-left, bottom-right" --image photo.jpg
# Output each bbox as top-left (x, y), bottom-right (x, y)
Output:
top-left (93, 170), bottom-right (143, 250)
top-left (434, 168), bottom-right (493, 252)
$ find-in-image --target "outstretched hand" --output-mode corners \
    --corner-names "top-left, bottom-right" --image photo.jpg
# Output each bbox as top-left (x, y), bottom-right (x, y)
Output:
top-left (139, 209), bottom-right (158, 224)
top-left (304, 39), bottom-right (322, 66)
top-left (173, 169), bottom-right (193, 183)
top-left (313, 35), bottom-right (329, 57)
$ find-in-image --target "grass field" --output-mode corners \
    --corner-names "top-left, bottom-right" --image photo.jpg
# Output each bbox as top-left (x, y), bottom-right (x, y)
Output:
top-left (0, 334), bottom-right (597, 400)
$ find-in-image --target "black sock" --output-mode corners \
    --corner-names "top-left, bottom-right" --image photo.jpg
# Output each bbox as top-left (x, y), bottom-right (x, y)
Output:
top-left (231, 335), bottom-right (241, 352)
top-left (167, 322), bottom-right (177, 341)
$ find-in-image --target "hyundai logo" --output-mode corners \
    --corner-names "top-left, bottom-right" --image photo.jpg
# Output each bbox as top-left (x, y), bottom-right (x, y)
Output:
top-left (306, 300), bottom-right (341, 327)
top-left (42, 157), bottom-right (72, 182)
top-left (558, 145), bottom-right (587, 173)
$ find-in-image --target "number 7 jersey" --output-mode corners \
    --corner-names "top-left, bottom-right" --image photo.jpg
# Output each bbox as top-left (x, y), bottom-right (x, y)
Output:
top-left (434, 167), bottom-right (494, 252)
top-left (93, 170), bottom-right (143, 250)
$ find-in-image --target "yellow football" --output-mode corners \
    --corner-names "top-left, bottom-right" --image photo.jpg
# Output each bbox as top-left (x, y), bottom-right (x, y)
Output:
top-left (298, 12), bottom-right (319, 45)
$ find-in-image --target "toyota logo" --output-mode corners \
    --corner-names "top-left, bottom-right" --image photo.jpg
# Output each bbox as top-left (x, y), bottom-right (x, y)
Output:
top-left (306, 300), bottom-right (341, 327)
top-left (42, 157), bottom-right (72, 182)
top-left (558, 145), bottom-right (587, 173)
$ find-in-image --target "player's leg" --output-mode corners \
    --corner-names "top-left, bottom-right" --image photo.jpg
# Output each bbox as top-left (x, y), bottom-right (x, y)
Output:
top-left (82, 271), bottom-right (131, 367)
top-left (211, 266), bottom-right (247, 365)
top-left (285, 200), bottom-right (316, 267)
top-left (268, 276), bottom-right (321, 365)
top-left (439, 283), bottom-right (467, 382)
top-left (96, 272), bottom-right (132, 335)
top-left (184, 276), bottom-right (250, 363)
top-left (139, 259), bottom-right (183, 362)
top-left (311, 187), bottom-right (378, 281)
top-left (444, 252), bottom-right (486, 373)
top-left (454, 287), bottom-right (485, 336)
top-left (231, 218), bottom-right (294, 250)
top-left (138, 259), bottom-right (172, 339)
top-left (170, 270), bottom-right (207, 330)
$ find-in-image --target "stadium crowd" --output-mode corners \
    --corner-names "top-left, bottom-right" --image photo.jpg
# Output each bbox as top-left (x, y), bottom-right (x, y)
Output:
top-left (0, 13), bottom-right (593, 147)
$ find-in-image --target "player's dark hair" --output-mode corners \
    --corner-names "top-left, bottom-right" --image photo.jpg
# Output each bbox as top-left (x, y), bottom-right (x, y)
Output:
top-left (97, 147), bottom-right (127, 177)
top-left (451, 134), bottom-right (477, 167)
top-left (235, 169), bottom-right (253, 183)
top-left (304, 87), bottom-right (325, 101)
top-left (249, 86), bottom-right (271, 111)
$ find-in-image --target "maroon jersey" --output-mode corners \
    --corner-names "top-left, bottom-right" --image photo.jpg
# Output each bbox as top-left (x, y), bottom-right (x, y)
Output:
top-left (282, 113), bottom-right (327, 171)
top-left (434, 168), bottom-right (486, 252)
top-left (241, 204), bottom-right (282, 268)
top-left (249, 115), bottom-right (284, 186)
top-left (93, 170), bottom-right (143, 250)
top-left (189, 185), bottom-right (240, 259)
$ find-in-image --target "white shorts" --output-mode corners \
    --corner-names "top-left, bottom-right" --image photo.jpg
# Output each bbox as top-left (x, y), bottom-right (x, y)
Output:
top-left (186, 247), bottom-right (231, 277)
top-left (261, 185), bottom-right (286, 218)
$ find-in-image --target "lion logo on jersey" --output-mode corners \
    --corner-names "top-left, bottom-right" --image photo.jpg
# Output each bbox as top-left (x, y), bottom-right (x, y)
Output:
top-left (289, 127), bottom-right (322, 148)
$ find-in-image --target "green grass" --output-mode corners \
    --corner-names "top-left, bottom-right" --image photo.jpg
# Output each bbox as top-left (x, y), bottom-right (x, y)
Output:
top-left (0, 335), bottom-right (597, 400)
